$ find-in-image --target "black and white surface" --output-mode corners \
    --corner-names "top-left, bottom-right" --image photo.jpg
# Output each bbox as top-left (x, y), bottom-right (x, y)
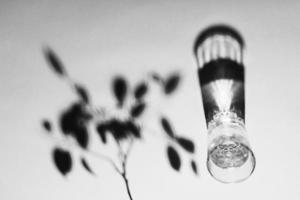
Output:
top-left (1, 0), bottom-right (300, 199)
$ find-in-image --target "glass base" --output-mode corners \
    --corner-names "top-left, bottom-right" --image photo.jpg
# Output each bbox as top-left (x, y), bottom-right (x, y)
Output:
top-left (206, 111), bottom-right (255, 183)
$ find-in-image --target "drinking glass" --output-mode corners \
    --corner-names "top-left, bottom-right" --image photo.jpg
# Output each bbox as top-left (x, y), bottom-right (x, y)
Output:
top-left (194, 25), bottom-right (255, 183)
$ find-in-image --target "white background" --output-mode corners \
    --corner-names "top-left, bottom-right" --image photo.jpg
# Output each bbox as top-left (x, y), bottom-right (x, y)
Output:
top-left (1, 0), bottom-right (300, 199)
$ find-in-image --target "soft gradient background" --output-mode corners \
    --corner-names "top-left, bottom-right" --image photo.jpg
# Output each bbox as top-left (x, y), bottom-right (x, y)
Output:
top-left (1, 0), bottom-right (300, 199)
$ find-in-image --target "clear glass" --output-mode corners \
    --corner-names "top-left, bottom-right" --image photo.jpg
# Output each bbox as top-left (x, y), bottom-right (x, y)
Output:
top-left (194, 25), bottom-right (255, 183)
top-left (207, 111), bottom-right (255, 183)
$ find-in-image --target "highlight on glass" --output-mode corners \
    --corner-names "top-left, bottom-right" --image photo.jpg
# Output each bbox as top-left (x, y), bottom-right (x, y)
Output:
top-left (193, 24), bottom-right (255, 183)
